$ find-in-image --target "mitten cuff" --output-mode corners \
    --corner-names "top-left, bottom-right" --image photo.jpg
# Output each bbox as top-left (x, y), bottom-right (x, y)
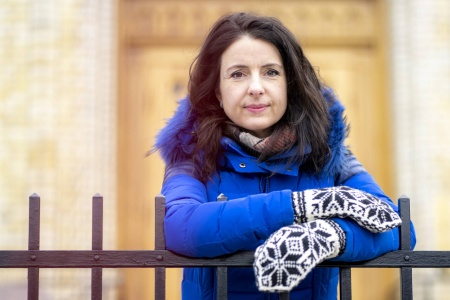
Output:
top-left (324, 220), bottom-right (346, 257)
top-left (291, 191), bottom-right (307, 223)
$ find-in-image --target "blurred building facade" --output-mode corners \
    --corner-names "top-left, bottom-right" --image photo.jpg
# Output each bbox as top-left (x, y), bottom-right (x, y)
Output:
top-left (0, 1), bottom-right (118, 299)
top-left (391, 0), bottom-right (450, 298)
top-left (0, 0), bottom-right (449, 299)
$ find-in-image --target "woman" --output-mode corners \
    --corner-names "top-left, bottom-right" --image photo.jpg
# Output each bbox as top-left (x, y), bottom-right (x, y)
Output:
top-left (154, 12), bottom-right (416, 299)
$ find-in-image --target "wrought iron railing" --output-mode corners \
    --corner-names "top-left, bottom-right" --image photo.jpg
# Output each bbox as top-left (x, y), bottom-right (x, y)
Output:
top-left (1, 194), bottom-right (449, 299)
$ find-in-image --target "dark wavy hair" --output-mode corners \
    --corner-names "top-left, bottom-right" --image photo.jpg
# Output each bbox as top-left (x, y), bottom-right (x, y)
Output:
top-left (188, 12), bottom-right (331, 182)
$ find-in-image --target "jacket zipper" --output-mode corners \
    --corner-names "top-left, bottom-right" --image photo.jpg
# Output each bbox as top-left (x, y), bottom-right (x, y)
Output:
top-left (259, 174), bottom-right (270, 193)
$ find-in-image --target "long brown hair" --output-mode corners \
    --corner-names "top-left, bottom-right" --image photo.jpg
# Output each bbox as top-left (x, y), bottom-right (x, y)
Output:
top-left (189, 12), bottom-right (331, 182)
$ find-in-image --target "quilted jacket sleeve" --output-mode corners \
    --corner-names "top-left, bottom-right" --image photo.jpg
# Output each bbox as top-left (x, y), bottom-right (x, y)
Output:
top-left (161, 171), bottom-right (295, 258)
top-left (331, 155), bottom-right (417, 262)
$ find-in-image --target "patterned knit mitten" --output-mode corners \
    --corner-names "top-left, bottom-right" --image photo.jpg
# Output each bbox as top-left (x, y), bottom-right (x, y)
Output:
top-left (253, 220), bottom-right (345, 292)
top-left (292, 186), bottom-right (401, 233)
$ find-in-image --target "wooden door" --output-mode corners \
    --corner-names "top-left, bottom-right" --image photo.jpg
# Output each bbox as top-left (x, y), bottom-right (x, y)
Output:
top-left (117, 1), bottom-right (396, 299)
top-left (116, 44), bottom-right (194, 299)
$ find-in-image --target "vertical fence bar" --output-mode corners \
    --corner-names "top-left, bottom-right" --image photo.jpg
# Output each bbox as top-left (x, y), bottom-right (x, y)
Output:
top-left (92, 194), bottom-right (103, 300)
top-left (155, 195), bottom-right (166, 300)
top-left (216, 194), bottom-right (228, 300)
top-left (339, 267), bottom-right (352, 300)
top-left (399, 196), bottom-right (413, 300)
top-left (216, 267), bottom-right (228, 300)
top-left (28, 193), bottom-right (40, 300)
top-left (278, 292), bottom-right (290, 300)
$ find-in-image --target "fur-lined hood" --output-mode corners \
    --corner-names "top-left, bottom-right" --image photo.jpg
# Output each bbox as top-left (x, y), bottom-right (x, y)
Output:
top-left (154, 87), bottom-right (349, 177)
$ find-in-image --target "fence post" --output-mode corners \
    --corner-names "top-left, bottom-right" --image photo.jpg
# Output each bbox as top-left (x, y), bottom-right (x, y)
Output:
top-left (155, 194), bottom-right (166, 300)
top-left (339, 267), bottom-right (352, 300)
top-left (216, 194), bottom-right (228, 300)
top-left (399, 196), bottom-right (413, 300)
top-left (92, 194), bottom-right (103, 300)
top-left (278, 292), bottom-right (290, 300)
top-left (28, 193), bottom-right (40, 300)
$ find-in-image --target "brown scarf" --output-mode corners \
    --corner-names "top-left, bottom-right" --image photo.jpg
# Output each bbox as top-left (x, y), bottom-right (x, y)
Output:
top-left (226, 125), bottom-right (297, 156)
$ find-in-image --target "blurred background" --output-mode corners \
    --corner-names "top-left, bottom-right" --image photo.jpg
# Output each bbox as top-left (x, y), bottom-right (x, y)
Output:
top-left (0, 0), bottom-right (449, 299)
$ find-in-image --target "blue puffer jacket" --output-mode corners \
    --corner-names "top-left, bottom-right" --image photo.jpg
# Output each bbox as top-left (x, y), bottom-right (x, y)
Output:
top-left (155, 88), bottom-right (416, 300)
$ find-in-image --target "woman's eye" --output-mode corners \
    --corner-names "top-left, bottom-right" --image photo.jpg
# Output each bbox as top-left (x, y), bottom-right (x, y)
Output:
top-left (266, 69), bottom-right (280, 77)
top-left (230, 71), bottom-right (245, 78)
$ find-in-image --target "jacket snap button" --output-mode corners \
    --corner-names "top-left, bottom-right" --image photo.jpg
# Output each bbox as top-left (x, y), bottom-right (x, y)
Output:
top-left (239, 163), bottom-right (246, 168)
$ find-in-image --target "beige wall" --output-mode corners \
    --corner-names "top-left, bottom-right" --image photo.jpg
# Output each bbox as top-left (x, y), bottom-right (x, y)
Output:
top-left (0, 1), bottom-right (118, 299)
top-left (390, 0), bottom-right (450, 298)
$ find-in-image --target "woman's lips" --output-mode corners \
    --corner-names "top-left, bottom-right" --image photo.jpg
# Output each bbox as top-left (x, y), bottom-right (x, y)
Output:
top-left (245, 104), bottom-right (268, 113)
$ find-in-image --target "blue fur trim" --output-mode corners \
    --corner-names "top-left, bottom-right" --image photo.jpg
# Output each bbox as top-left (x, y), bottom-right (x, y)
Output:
top-left (321, 87), bottom-right (349, 177)
top-left (153, 97), bottom-right (196, 165)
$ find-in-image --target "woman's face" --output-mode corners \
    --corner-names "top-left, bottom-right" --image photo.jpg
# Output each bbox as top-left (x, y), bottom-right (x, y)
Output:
top-left (217, 36), bottom-right (287, 138)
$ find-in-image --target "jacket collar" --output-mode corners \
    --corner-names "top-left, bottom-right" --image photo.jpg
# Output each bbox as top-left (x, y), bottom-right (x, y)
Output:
top-left (220, 136), bottom-right (309, 176)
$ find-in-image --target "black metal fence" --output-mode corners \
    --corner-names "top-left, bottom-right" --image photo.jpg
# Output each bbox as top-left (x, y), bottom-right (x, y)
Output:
top-left (1, 194), bottom-right (450, 300)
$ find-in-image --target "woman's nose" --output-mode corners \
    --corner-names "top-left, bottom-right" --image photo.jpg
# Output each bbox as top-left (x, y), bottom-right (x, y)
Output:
top-left (248, 77), bottom-right (264, 96)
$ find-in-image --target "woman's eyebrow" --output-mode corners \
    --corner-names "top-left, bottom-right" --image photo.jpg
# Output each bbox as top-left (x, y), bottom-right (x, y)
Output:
top-left (225, 64), bottom-right (248, 72)
top-left (225, 63), bottom-right (283, 72)
top-left (262, 63), bottom-right (284, 69)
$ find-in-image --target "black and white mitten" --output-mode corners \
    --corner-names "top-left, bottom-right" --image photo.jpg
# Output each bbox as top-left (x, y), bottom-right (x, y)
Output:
top-left (254, 220), bottom-right (345, 292)
top-left (292, 186), bottom-right (401, 233)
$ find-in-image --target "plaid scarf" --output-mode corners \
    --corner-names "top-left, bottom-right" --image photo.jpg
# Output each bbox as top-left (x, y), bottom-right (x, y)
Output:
top-left (226, 125), bottom-right (297, 156)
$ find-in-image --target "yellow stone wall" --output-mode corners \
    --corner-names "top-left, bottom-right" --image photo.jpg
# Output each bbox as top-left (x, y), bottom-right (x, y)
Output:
top-left (0, 1), bottom-right (118, 299)
top-left (391, 0), bottom-right (450, 298)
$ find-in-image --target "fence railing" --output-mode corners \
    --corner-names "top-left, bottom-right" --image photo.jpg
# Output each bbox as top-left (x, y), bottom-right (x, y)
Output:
top-left (1, 194), bottom-right (450, 300)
